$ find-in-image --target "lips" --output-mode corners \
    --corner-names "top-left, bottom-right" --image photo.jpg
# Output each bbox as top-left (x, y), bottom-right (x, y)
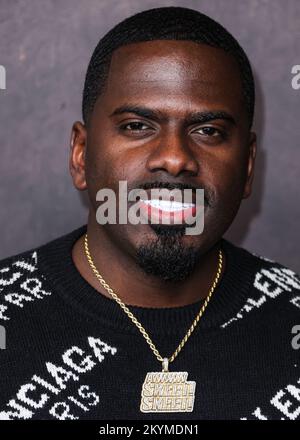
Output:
top-left (137, 199), bottom-right (197, 225)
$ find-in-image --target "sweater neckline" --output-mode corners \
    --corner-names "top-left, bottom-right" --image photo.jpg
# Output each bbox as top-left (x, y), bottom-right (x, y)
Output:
top-left (38, 224), bottom-right (258, 335)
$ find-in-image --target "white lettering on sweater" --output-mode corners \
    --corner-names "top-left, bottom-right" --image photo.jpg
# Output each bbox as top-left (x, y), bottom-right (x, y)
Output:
top-left (290, 296), bottom-right (300, 309)
top-left (0, 252), bottom-right (51, 321)
top-left (0, 336), bottom-right (117, 420)
top-left (240, 374), bottom-right (300, 420)
top-left (222, 266), bottom-right (300, 328)
top-left (49, 385), bottom-right (100, 420)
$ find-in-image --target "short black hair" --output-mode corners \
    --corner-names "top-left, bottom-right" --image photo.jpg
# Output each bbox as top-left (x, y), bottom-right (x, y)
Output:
top-left (82, 6), bottom-right (255, 128)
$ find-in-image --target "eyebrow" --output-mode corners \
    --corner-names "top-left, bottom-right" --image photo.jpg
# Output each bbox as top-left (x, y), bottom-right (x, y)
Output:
top-left (109, 104), bottom-right (236, 126)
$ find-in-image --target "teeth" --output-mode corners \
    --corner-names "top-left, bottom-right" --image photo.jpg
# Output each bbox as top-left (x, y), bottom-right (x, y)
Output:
top-left (142, 199), bottom-right (195, 212)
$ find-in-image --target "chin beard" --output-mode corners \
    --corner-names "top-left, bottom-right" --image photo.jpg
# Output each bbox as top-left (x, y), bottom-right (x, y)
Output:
top-left (135, 224), bottom-right (201, 282)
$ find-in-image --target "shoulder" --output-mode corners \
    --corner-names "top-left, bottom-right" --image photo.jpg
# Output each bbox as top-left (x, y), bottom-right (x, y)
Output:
top-left (0, 225), bottom-right (87, 323)
top-left (220, 238), bottom-right (300, 329)
top-left (0, 243), bottom-right (47, 327)
top-left (0, 224), bottom-right (87, 272)
top-left (222, 238), bottom-right (300, 283)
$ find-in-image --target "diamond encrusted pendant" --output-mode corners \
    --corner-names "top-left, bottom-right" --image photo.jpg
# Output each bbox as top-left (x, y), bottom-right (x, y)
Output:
top-left (140, 358), bottom-right (196, 413)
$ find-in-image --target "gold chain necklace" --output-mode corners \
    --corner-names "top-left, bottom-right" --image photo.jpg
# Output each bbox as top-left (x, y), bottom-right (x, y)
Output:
top-left (84, 232), bottom-right (223, 413)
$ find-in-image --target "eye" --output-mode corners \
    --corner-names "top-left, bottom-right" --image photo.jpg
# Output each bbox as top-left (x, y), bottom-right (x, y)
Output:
top-left (119, 121), bottom-right (152, 132)
top-left (193, 126), bottom-right (223, 137)
top-left (191, 126), bottom-right (228, 143)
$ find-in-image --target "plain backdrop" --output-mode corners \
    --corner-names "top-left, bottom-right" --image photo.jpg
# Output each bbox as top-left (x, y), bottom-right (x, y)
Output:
top-left (0, 0), bottom-right (299, 272)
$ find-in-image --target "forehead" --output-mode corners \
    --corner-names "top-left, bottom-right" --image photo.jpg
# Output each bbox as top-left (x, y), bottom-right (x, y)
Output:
top-left (98, 40), bottom-right (244, 115)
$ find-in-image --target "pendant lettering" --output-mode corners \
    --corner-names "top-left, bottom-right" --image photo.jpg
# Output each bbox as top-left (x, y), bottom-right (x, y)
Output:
top-left (140, 371), bottom-right (196, 413)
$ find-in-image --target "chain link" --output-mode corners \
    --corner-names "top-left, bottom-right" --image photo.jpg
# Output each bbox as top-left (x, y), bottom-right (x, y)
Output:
top-left (84, 233), bottom-right (223, 366)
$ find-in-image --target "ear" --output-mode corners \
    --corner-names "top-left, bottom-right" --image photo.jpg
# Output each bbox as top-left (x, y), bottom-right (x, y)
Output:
top-left (242, 131), bottom-right (257, 199)
top-left (69, 121), bottom-right (87, 191)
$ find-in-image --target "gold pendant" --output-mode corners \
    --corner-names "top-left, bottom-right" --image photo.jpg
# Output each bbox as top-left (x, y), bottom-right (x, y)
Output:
top-left (140, 358), bottom-right (196, 413)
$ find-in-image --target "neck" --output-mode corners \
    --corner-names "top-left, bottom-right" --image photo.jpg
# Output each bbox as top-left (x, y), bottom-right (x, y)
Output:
top-left (72, 216), bottom-right (225, 308)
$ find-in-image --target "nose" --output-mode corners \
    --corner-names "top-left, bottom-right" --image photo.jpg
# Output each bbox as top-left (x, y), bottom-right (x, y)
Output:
top-left (145, 129), bottom-right (199, 177)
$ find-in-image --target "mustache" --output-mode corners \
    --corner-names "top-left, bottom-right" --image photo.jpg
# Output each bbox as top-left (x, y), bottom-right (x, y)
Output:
top-left (129, 180), bottom-right (214, 206)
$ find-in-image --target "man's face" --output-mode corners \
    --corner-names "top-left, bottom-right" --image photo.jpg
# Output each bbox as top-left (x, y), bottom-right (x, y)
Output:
top-left (71, 40), bottom-right (256, 281)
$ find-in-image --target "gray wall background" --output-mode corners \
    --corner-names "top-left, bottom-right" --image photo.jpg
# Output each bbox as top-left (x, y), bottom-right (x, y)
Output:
top-left (0, 0), bottom-right (299, 272)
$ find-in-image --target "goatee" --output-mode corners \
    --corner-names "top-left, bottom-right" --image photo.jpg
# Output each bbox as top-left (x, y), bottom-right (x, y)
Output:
top-left (136, 224), bottom-right (202, 282)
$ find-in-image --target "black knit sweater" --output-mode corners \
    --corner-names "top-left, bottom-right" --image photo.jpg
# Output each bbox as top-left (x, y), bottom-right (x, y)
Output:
top-left (0, 225), bottom-right (299, 420)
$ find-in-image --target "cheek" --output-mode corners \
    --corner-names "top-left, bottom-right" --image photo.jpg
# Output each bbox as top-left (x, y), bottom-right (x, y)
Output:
top-left (86, 138), bottom-right (146, 194)
top-left (206, 150), bottom-right (249, 209)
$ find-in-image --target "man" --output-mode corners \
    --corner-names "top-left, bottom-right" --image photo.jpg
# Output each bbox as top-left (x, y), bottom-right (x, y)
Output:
top-left (0, 6), bottom-right (299, 421)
